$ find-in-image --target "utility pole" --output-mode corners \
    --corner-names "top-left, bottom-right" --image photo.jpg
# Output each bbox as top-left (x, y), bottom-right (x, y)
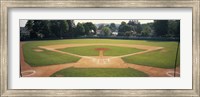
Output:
top-left (174, 41), bottom-right (180, 77)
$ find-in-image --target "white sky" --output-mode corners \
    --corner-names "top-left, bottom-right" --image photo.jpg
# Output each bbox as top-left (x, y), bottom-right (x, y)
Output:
top-left (20, 20), bottom-right (28, 27)
top-left (20, 20), bottom-right (154, 27)
top-left (74, 20), bottom-right (153, 25)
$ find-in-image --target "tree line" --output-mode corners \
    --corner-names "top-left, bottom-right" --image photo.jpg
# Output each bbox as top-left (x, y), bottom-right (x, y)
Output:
top-left (116, 20), bottom-right (180, 37)
top-left (20, 20), bottom-right (180, 40)
top-left (21, 20), bottom-right (97, 40)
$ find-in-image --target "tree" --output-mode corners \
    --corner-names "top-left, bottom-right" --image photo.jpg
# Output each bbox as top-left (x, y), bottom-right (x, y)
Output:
top-left (124, 31), bottom-right (136, 37)
top-left (25, 20), bottom-right (34, 31)
top-left (101, 27), bottom-right (111, 36)
top-left (127, 20), bottom-right (142, 34)
top-left (75, 23), bottom-right (85, 36)
top-left (26, 20), bottom-right (49, 39)
top-left (141, 23), bottom-right (154, 36)
top-left (59, 20), bottom-right (69, 38)
top-left (49, 20), bottom-right (69, 39)
top-left (31, 20), bottom-right (42, 39)
top-left (118, 21), bottom-right (133, 36)
top-left (66, 20), bottom-right (76, 37)
top-left (83, 22), bottom-right (97, 35)
top-left (167, 20), bottom-right (176, 37)
top-left (66, 20), bottom-right (75, 31)
top-left (98, 24), bottom-right (105, 30)
top-left (118, 21), bottom-right (127, 34)
top-left (124, 25), bottom-right (133, 32)
top-left (128, 20), bottom-right (138, 26)
top-left (176, 20), bottom-right (180, 37)
top-left (105, 24), bottom-right (110, 27)
top-left (154, 20), bottom-right (168, 37)
top-left (25, 20), bottom-right (36, 39)
top-left (135, 23), bottom-right (142, 34)
top-left (49, 20), bottom-right (59, 38)
top-left (119, 24), bottom-right (133, 33)
top-left (121, 21), bottom-right (126, 25)
top-left (141, 25), bottom-right (152, 36)
top-left (109, 23), bottom-right (117, 32)
top-left (166, 20), bottom-right (180, 37)
top-left (38, 20), bottom-right (51, 38)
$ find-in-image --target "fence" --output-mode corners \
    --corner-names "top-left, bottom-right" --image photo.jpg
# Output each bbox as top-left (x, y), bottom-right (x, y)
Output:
top-left (21, 35), bottom-right (180, 41)
top-left (78, 36), bottom-right (180, 41)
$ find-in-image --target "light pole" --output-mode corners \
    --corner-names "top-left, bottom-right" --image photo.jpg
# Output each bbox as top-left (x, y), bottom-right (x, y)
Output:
top-left (174, 41), bottom-right (180, 77)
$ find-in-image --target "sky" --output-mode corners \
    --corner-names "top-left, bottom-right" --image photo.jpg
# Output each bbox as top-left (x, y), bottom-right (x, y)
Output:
top-left (20, 20), bottom-right (154, 27)
top-left (74, 20), bottom-right (153, 25)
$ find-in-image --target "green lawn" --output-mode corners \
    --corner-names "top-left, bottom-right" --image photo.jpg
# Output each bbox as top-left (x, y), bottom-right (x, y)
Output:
top-left (58, 45), bottom-right (143, 56)
top-left (23, 43), bottom-right (80, 66)
top-left (22, 39), bottom-right (180, 68)
top-left (122, 41), bottom-right (180, 68)
top-left (50, 68), bottom-right (149, 77)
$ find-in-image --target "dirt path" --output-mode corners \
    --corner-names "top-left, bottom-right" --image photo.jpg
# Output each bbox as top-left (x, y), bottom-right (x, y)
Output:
top-left (99, 50), bottom-right (104, 57)
top-left (31, 63), bottom-right (74, 77)
top-left (74, 57), bottom-right (128, 68)
top-left (39, 44), bottom-right (163, 59)
top-left (20, 43), bottom-right (180, 77)
top-left (111, 47), bottom-right (162, 59)
top-left (39, 43), bottom-right (162, 50)
top-left (20, 43), bottom-right (32, 71)
top-left (127, 63), bottom-right (180, 77)
top-left (20, 43), bottom-right (77, 77)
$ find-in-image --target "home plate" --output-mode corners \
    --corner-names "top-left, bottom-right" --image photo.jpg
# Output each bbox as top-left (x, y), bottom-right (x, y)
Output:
top-left (74, 57), bottom-right (128, 68)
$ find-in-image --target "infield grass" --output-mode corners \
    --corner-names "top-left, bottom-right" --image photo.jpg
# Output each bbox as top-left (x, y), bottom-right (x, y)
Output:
top-left (58, 45), bottom-right (143, 56)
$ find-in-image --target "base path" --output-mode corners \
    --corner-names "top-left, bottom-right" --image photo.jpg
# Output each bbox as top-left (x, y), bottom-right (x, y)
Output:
top-left (127, 63), bottom-right (180, 77)
top-left (31, 63), bottom-right (75, 77)
top-left (39, 43), bottom-right (163, 51)
top-left (39, 43), bottom-right (163, 59)
top-left (20, 43), bottom-right (180, 77)
top-left (20, 43), bottom-right (32, 71)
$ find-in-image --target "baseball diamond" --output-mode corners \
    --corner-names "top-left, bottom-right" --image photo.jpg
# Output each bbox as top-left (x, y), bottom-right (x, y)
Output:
top-left (20, 39), bottom-right (180, 77)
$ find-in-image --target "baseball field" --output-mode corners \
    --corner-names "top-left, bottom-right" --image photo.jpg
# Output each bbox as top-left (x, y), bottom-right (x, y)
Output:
top-left (21, 39), bottom-right (180, 77)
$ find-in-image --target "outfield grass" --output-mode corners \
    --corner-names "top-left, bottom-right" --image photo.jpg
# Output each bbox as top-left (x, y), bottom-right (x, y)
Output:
top-left (58, 45), bottom-right (143, 56)
top-left (50, 68), bottom-right (149, 77)
top-left (22, 39), bottom-right (180, 68)
top-left (122, 42), bottom-right (180, 68)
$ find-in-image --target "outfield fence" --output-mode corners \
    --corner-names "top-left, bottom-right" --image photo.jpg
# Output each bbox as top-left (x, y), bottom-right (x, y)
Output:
top-left (78, 36), bottom-right (180, 41)
top-left (21, 36), bottom-right (180, 41)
